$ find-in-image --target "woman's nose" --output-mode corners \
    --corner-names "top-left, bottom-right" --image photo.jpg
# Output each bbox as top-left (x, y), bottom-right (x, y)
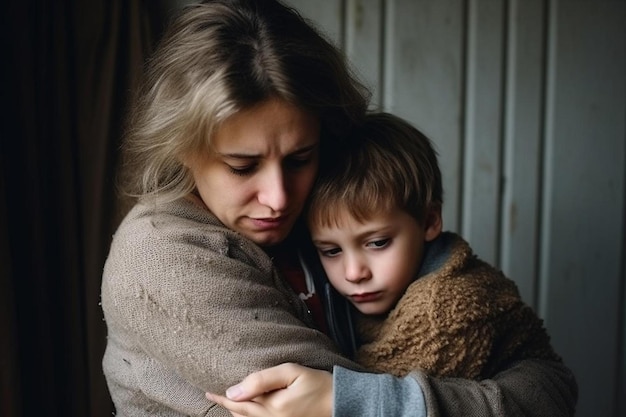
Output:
top-left (257, 166), bottom-right (288, 211)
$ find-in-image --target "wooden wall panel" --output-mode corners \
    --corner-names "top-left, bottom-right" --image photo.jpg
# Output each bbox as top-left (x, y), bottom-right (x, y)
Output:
top-left (461, 0), bottom-right (505, 265)
top-left (383, 0), bottom-right (465, 232)
top-left (500, 0), bottom-right (545, 307)
top-left (287, 0), bottom-right (344, 45)
top-left (345, 0), bottom-right (384, 106)
top-left (539, 2), bottom-right (625, 416)
top-left (286, 1), bottom-right (625, 416)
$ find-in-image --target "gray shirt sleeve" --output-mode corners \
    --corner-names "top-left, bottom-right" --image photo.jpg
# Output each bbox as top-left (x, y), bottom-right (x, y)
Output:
top-left (332, 359), bottom-right (577, 417)
top-left (332, 366), bottom-right (427, 417)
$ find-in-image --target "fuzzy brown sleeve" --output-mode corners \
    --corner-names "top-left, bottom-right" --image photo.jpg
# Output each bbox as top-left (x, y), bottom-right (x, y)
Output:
top-left (356, 256), bottom-right (558, 379)
top-left (355, 269), bottom-right (497, 378)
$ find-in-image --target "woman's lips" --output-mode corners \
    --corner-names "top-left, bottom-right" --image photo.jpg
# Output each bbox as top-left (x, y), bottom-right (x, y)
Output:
top-left (250, 216), bottom-right (288, 230)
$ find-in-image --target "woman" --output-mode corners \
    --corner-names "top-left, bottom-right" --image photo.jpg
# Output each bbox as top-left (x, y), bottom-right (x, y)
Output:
top-left (101, 1), bottom-right (577, 416)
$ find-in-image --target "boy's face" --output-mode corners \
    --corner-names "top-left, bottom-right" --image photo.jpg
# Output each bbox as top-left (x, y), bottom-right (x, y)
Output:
top-left (311, 207), bottom-right (441, 315)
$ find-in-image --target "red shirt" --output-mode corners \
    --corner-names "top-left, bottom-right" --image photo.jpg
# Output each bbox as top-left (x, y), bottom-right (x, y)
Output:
top-left (269, 245), bottom-right (329, 335)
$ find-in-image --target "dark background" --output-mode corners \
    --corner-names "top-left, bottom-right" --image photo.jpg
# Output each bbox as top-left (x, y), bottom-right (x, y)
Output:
top-left (1, 1), bottom-right (189, 415)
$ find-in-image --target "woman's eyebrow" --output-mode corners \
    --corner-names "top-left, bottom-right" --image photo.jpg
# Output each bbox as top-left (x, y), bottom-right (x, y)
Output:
top-left (218, 143), bottom-right (318, 159)
top-left (291, 143), bottom-right (318, 155)
top-left (218, 152), bottom-right (259, 159)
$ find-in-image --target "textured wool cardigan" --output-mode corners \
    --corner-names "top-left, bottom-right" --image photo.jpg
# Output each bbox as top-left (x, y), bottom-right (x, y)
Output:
top-left (355, 232), bottom-right (560, 379)
top-left (101, 198), bottom-right (358, 416)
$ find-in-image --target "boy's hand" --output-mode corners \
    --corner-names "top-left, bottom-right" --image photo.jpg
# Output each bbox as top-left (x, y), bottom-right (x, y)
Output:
top-left (206, 363), bottom-right (332, 417)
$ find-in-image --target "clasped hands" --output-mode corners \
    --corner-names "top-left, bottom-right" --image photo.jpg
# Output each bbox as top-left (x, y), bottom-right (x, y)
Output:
top-left (206, 363), bottom-right (333, 417)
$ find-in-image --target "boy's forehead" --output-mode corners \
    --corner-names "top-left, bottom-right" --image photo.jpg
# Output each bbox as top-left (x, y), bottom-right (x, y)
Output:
top-left (310, 205), bottom-right (420, 241)
top-left (309, 201), bottom-right (393, 229)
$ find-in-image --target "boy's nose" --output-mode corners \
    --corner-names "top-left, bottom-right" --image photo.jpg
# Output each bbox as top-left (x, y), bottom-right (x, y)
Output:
top-left (344, 255), bottom-right (371, 284)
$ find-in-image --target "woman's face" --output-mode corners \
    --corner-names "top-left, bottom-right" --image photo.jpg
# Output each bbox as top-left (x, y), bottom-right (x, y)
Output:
top-left (188, 98), bottom-right (320, 246)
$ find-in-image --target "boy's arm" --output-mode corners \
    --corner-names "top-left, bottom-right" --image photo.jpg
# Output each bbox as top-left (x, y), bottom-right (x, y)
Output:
top-left (409, 359), bottom-right (578, 417)
top-left (334, 359), bottom-right (577, 417)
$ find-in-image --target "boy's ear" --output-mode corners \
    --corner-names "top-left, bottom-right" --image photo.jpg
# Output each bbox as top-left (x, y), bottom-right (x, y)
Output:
top-left (424, 204), bottom-right (443, 242)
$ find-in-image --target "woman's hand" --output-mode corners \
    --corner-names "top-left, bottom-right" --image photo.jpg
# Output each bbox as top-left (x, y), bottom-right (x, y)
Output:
top-left (206, 363), bottom-right (333, 417)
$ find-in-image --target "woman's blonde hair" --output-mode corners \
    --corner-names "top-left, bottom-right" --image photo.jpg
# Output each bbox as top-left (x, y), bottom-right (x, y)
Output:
top-left (121, 0), bottom-right (369, 203)
top-left (308, 112), bottom-right (443, 228)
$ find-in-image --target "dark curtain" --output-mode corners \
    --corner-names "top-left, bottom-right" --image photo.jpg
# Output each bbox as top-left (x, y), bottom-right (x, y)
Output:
top-left (0, 1), bottom-right (180, 415)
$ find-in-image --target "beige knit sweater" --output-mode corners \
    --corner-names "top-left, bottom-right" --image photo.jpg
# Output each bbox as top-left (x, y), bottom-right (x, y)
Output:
top-left (356, 232), bottom-right (560, 379)
top-left (101, 198), bottom-right (357, 416)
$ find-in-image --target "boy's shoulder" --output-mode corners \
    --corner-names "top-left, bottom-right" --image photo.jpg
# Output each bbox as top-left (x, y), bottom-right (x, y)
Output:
top-left (402, 232), bottom-right (522, 321)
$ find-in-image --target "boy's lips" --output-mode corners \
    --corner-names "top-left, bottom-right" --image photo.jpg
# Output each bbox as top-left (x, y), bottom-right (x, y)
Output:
top-left (350, 291), bottom-right (382, 303)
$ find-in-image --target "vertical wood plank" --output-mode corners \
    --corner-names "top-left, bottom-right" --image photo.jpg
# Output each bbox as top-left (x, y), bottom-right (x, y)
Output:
top-left (384, 0), bottom-right (465, 232)
top-left (620, 260), bottom-right (626, 417)
top-left (285, 0), bottom-right (344, 46)
top-left (500, 0), bottom-right (545, 307)
top-left (614, 256), bottom-right (626, 416)
top-left (461, 0), bottom-right (505, 265)
top-left (540, 2), bottom-right (625, 416)
top-left (345, 0), bottom-right (384, 107)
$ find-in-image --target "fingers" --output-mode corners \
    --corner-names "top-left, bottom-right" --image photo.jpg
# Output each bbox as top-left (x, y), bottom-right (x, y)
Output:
top-left (206, 392), bottom-right (264, 417)
top-left (224, 363), bottom-right (300, 401)
top-left (206, 364), bottom-right (333, 417)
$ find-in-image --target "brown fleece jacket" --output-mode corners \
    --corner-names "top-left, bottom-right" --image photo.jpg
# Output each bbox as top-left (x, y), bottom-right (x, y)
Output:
top-left (355, 232), bottom-right (560, 379)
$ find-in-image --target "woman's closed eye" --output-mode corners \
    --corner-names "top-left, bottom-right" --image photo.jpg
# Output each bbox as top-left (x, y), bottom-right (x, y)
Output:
top-left (227, 163), bottom-right (258, 176)
top-left (284, 149), bottom-right (317, 171)
top-left (284, 156), bottom-right (313, 170)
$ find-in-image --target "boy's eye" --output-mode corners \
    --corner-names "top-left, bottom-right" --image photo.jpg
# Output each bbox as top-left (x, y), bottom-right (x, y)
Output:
top-left (366, 238), bottom-right (390, 249)
top-left (319, 247), bottom-right (342, 257)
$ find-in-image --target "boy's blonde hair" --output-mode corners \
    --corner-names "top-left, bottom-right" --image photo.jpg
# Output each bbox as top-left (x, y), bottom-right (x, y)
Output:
top-left (308, 112), bottom-right (443, 228)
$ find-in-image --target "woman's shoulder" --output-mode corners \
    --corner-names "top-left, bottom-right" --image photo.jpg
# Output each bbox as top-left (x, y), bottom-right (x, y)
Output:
top-left (103, 198), bottom-right (274, 292)
top-left (109, 199), bottom-right (224, 255)
top-left (101, 198), bottom-right (278, 329)
top-left (113, 197), bottom-right (265, 254)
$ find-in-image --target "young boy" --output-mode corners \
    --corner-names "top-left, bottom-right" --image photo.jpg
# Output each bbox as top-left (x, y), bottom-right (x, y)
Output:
top-left (307, 112), bottom-right (560, 379)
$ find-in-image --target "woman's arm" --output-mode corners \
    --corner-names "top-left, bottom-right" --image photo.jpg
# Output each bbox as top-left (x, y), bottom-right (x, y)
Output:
top-left (207, 359), bottom-right (577, 417)
top-left (101, 205), bottom-right (360, 397)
